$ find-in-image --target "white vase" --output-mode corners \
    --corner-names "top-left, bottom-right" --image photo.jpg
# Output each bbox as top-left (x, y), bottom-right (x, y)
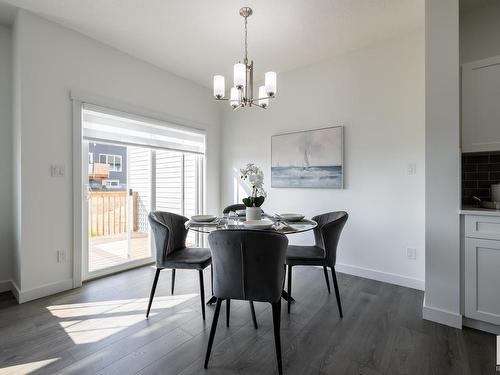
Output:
top-left (246, 207), bottom-right (262, 221)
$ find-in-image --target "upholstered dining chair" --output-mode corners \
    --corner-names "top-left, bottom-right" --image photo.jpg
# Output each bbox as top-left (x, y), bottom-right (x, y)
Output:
top-left (286, 211), bottom-right (348, 316)
top-left (205, 229), bottom-right (288, 375)
top-left (146, 211), bottom-right (212, 320)
top-left (222, 203), bottom-right (246, 214)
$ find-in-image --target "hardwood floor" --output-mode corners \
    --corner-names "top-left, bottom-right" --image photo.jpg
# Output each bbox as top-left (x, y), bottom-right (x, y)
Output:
top-left (0, 266), bottom-right (496, 375)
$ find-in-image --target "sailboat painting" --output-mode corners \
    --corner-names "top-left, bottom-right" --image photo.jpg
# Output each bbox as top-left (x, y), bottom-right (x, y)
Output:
top-left (271, 126), bottom-right (343, 188)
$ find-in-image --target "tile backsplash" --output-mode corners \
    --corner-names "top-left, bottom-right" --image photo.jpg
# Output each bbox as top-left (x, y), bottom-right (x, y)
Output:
top-left (462, 151), bottom-right (500, 205)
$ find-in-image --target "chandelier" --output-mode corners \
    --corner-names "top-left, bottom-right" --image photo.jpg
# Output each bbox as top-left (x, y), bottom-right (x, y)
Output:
top-left (213, 7), bottom-right (277, 110)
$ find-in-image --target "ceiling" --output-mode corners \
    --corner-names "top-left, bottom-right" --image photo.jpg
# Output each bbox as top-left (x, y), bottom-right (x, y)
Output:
top-left (1, 0), bottom-right (424, 88)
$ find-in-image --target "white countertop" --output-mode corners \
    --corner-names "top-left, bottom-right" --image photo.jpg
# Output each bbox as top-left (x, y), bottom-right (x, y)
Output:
top-left (459, 206), bottom-right (500, 216)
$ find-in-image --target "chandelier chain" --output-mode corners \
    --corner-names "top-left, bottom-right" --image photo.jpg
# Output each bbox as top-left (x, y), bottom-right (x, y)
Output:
top-left (244, 16), bottom-right (248, 63)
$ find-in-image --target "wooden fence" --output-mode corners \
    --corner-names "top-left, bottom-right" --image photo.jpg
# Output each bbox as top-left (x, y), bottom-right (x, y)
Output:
top-left (88, 191), bottom-right (138, 237)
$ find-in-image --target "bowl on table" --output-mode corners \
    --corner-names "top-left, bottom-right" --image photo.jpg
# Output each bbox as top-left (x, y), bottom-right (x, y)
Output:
top-left (242, 219), bottom-right (274, 229)
top-left (191, 215), bottom-right (217, 223)
top-left (235, 209), bottom-right (247, 216)
top-left (276, 213), bottom-right (305, 222)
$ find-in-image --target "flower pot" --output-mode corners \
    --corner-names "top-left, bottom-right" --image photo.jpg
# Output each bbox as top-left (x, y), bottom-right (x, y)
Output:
top-left (246, 207), bottom-right (262, 221)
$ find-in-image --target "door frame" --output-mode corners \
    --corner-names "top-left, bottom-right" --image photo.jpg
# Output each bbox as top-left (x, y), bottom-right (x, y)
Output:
top-left (71, 90), bottom-right (207, 287)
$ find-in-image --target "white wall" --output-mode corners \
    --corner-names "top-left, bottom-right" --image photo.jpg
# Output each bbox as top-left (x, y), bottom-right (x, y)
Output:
top-left (0, 24), bottom-right (12, 291)
top-left (221, 31), bottom-right (425, 289)
top-left (423, 0), bottom-right (462, 328)
top-left (13, 10), bottom-right (221, 299)
top-left (460, 1), bottom-right (500, 64)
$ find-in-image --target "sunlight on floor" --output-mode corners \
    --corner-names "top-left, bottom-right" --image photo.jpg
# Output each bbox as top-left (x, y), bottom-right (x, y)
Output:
top-left (47, 294), bottom-right (197, 344)
top-left (0, 358), bottom-right (60, 374)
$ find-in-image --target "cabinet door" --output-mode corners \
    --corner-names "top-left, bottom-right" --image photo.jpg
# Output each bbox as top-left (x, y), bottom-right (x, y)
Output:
top-left (465, 238), bottom-right (500, 325)
top-left (462, 56), bottom-right (500, 152)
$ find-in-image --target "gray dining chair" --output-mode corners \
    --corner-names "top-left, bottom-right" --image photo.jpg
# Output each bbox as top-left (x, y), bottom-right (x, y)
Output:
top-left (286, 211), bottom-right (348, 316)
top-left (146, 211), bottom-right (212, 320)
top-left (205, 229), bottom-right (288, 375)
top-left (222, 203), bottom-right (246, 214)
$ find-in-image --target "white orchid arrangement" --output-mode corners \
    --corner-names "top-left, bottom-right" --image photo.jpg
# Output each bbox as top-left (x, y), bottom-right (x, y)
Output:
top-left (240, 163), bottom-right (267, 207)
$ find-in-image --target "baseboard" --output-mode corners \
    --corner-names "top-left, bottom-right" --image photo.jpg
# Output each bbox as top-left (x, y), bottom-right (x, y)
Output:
top-left (334, 263), bottom-right (425, 291)
top-left (422, 301), bottom-right (463, 329)
top-left (10, 279), bottom-right (20, 302)
top-left (16, 279), bottom-right (74, 304)
top-left (463, 317), bottom-right (500, 335)
top-left (0, 280), bottom-right (12, 293)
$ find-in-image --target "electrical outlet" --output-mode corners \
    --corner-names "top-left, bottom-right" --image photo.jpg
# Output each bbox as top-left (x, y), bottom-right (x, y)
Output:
top-left (57, 250), bottom-right (66, 263)
top-left (406, 247), bottom-right (417, 260)
top-left (51, 165), bottom-right (65, 177)
top-left (407, 163), bottom-right (417, 175)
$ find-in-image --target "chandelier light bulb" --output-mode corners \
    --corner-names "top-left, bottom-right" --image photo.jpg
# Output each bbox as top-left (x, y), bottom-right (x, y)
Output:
top-left (230, 87), bottom-right (240, 108)
top-left (258, 86), bottom-right (269, 108)
top-left (265, 72), bottom-right (277, 97)
top-left (234, 63), bottom-right (246, 89)
top-left (213, 75), bottom-right (225, 99)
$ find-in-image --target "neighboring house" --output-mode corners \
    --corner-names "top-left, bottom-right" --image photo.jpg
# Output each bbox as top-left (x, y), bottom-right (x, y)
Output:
top-left (88, 143), bottom-right (127, 190)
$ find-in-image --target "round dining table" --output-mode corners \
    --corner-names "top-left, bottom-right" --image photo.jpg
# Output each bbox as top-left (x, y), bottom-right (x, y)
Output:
top-left (186, 215), bottom-right (318, 235)
top-left (185, 213), bottom-right (318, 304)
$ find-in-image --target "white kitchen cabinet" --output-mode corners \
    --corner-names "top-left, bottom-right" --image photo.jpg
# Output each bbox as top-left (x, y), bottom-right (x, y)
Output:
top-left (462, 55), bottom-right (500, 152)
top-left (464, 230), bottom-right (500, 326)
top-left (465, 214), bottom-right (500, 241)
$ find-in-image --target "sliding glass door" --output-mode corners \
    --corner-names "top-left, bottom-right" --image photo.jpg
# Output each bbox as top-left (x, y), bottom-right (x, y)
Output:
top-left (82, 105), bottom-right (205, 280)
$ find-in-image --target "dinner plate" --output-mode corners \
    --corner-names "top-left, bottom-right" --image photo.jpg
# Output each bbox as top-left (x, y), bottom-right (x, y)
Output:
top-left (236, 209), bottom-right (247, 216)
top-left (242, 219), bottom-right (274, 229)
top-left (277, 213), bottom-right (305, 222)
top-left (191, 215), bottom-right (217, 223)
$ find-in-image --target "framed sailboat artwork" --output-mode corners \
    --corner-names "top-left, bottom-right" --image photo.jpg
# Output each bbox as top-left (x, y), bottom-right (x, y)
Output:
top-left (271, 126), bottom-right (344, 188)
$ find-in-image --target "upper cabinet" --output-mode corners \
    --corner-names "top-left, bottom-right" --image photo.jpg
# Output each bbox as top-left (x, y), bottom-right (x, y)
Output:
top-left (462, 55), bottom-right (500, 153)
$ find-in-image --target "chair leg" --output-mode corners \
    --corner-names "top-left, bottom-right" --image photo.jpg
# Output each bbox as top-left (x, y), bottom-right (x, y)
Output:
top-left (198, 269), bottom-right (206, 320)
top-left (287, 265), bottom-right (292, 314)
top-left (146, 269), bottom-right (161, 318)
top-left (204, 298), bottom-right (223, 369)
top-left (249, 301), bottom-right (258, 329)
top-left (226, 299), bottom-right (231, 327)
top-left (171, 269), bottom-right (176, 295)
top-left (323, 266), bottom-right (331, 294)
top-left (210, 265), bottom-right (214, 296)
top-left (271, 301), bottom-right (283, 375)
top-left (330, 266), bottom-right (343, 318)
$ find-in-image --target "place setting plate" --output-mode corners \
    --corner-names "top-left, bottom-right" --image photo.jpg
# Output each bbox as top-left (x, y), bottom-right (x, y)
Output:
top-left (275, 213), bottom-right (305, 222)
top-left (190, 215), bottom-right (219, 224)
top-left (242, 219), bottom-right (275, 229)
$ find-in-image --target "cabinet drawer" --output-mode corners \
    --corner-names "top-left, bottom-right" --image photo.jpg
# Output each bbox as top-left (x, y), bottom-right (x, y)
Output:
top-left (465, 215), bottom-right (500, 240)
top-left (464, 238), bottom-right (500, 325)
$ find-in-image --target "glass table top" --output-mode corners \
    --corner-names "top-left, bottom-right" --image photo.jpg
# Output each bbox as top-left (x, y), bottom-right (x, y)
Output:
top-left (185, 215), bottom-right (317, 235)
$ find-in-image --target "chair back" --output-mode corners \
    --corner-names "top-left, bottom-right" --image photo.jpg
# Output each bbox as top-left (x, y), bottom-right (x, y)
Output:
top-left (222, 203), bottom-right (246, 214)
top-left (208, 230), bottom-right (288, 303)
top-left (148, 211), bottom-right (188, 265)
top-left (312, 211), bottom-right (348, 266)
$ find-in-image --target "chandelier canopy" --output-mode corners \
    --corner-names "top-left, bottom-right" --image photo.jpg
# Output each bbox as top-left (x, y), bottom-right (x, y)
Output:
top-left (213, 7), bottom-right (277, 110)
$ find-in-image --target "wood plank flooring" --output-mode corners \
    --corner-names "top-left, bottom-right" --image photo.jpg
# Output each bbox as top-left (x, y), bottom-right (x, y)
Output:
top-left (0, 266), bottom-right (496, 375)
